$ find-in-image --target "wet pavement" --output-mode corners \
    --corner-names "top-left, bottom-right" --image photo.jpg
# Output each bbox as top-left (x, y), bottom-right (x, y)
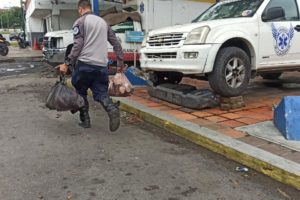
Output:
top-left (0, 61), bottom-right (46, 78)
top-left (117, 72), bottom-right (300, 190)
top-left (0, 46), bottom-right (299, 197)
top-left (0, 74), bottom-right (299, 199)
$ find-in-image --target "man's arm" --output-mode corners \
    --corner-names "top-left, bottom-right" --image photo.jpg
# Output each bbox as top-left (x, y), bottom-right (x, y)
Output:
top-left (107, 25), bottom-right (124, 67)
top-left (66, 19), bottom-right (85, 65)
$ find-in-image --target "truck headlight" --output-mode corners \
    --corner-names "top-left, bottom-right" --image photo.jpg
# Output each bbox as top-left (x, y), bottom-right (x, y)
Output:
top-left (141, 33), bottom-right (148, 47)
top-left (185, 26), bottom-right (210, 45)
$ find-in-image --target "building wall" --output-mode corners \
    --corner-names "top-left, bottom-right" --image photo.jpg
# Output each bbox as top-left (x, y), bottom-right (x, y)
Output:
top-left (137, 0), bottom-right (214, 32)
top-left (26, 17), bottom-right (44, 45)
top-left (27, 0), bottom-right (212, 47)
top-left (60, 10), bottom-right (78, 30)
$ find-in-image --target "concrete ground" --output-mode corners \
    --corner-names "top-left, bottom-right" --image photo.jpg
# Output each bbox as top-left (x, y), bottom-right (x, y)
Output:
top-left (0, 46), bottom-right (42, 62)
top-left (124, 75), bottom-right (300, 183)
top-left (0, 63), bottom-right (300, 199)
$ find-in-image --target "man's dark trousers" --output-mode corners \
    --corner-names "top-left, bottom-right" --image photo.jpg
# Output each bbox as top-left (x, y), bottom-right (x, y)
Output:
top-left (71, 61), bottom-right (120, 131)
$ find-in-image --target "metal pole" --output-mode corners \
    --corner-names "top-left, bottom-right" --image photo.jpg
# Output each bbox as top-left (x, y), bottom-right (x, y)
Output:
top-left (92, 0), bottom-right (99, 16)
top-left (7, 11), bottom-right (9, 29)
top-left (134, 42), bottom-right (136, 67)
top-left (0, 15), bottom-right (3, 29)
top-left (7, 1), bottom-right (11, 30)
top-left (20, 0), bottom-right (24, 31)
top-left (20, 0), bottom-right (26, 40)
top-left (145, 0), bottom-right (149, 33)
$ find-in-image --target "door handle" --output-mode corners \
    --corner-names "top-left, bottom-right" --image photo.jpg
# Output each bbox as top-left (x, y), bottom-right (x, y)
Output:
top-left (294, 25), bottom-right (300, 32)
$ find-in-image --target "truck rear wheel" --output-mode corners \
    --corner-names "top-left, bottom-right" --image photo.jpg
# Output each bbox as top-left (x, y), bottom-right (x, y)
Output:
top-left (208, 47), bottom-right (251, 97)
top-left (261, 73), bottom-right (282, 80)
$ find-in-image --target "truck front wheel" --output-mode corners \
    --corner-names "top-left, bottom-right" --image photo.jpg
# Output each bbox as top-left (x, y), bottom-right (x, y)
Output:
top-left (208, 47), bottom-right (251, 97)
top-left (149, 72), bottom-right (183, 86)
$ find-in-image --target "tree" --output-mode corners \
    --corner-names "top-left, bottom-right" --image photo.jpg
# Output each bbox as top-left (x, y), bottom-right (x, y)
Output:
top-left (0, 7), bottom-right (22, 29)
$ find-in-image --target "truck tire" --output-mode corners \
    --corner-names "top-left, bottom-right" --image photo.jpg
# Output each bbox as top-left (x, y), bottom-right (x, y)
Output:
top-left (168, 72), bottom-right (183, 84)
top-left (261, 73), bottom-right (282, 80)
top-left (149, 72), bottom-right (165, 86)
top-left (208, 47), bottom-right (251, 97)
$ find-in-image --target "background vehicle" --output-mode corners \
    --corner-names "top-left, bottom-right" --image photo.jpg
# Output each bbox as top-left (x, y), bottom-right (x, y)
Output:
top-left (140, 0), bottom-right (300, 97)
top-left (42, 0), bottom-right (212, 66)
top-left (0, 34), bottom-right (10, 47)
top-left (9, 32), bottom-right (18, 41)
top-left (0, 35), bottom-right (9, 56)
top-left (17, 32), bottom-right (30, 49)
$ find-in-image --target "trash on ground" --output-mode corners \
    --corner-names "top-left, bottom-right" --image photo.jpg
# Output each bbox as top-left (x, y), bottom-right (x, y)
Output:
top-left (125, 115), bottom-right (143, 124)
top-left (277, 188), bottom-right (291, 200)
top-left (235, 166), bottom-right (249, 172)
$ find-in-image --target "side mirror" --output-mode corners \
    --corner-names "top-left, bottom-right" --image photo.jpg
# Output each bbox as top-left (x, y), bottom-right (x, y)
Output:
top-left (262, 7), bottom-right (285, 22)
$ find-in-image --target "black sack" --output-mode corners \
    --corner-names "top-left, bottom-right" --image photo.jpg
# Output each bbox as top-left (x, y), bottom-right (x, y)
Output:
top-left (45, 76), bottom-right (85, 111)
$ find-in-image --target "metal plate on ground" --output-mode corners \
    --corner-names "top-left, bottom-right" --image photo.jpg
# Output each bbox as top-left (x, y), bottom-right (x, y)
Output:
top-left (236, 121), bottom-right (300, 152)
top-left (147, 83), bottom-right (219, 109)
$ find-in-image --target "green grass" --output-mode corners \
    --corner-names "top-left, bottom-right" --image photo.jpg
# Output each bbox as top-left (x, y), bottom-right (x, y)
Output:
top-left (10, 41), bottom-right (18, 47)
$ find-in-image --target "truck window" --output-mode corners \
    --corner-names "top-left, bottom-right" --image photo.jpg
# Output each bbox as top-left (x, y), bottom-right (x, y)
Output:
top-left (111, 21), bottom-right (134, 33)
top-left (194, 0), bottom-right (264, 22)
top-left (265, 0), bottom-right (299, 21)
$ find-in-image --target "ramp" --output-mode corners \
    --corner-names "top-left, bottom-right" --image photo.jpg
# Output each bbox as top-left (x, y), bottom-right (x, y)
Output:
top-left (147, 83), bottom-right (219, 109)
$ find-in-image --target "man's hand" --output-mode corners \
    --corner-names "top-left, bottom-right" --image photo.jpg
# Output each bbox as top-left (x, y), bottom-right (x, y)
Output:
top-left (117, 64), bottom-right (128, 73)
top-left (56, 63), bottom-right (69, 75)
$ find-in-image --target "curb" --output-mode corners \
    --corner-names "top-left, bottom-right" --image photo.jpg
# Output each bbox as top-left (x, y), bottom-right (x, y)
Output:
top-left (66, 79), bottom-right (300, 190)
top-left (116, 98), bottom-right (300, 191)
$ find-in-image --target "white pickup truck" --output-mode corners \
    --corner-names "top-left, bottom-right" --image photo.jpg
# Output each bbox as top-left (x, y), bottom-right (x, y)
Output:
top-left (140, 0), bottom-right (300, 97)
top-left (43, 12), bottom-right (142, 66)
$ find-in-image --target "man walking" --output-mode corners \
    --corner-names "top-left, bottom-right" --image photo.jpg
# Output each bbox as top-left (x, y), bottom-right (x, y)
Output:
top-left (58, 0), bottom-right (124, 132)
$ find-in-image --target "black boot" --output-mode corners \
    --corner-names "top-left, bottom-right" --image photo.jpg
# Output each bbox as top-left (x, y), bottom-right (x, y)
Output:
top-left (78, 106), bottom-right (91, 128)
top-left (79, 97), bottom-right (89, 123)
top-left (79, 109), bottom-right (85, 122)
top-left (99, 96), bottom-right (120, 132)
top-left (107, 105), bottom-right (120, 132)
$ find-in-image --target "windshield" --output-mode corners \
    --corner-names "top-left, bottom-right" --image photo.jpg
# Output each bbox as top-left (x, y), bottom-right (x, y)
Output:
top-left (193, 0), bottom-right (264, 22)
top-left (111, 21), bottom-right (134, 33)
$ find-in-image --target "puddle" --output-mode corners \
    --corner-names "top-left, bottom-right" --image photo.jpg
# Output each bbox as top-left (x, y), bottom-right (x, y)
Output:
top-left (0, 62), bottom-right (44, 77)
top-left (6, 69), bottom-right (16, 72)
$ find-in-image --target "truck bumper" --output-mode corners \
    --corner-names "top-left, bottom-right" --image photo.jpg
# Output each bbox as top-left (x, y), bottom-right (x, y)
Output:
top-left (140, 44), bottom-right (215, 75)
top-left (43, 48), bottom-right (66, 64)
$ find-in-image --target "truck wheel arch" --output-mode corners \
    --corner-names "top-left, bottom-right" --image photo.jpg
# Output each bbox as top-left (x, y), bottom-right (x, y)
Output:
top-left (218, 38), bottom-right (255, 70)
top-left (203, 38), bottom-right (256, 75)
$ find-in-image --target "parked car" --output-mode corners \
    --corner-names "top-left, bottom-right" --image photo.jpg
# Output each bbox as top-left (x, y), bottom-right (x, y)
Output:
top-left (9, 32), bottom-right (19, 41)
top-left (0, 34), bottom-right (9, 56)
top-left (140, 0), bottom-right (300, 97)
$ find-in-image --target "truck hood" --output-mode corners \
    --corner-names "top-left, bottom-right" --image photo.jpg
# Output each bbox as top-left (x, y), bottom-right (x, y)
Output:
top-left (148, 18), bottom-right (255, 36)
top-left (45, 30), bottom-right (72, 37)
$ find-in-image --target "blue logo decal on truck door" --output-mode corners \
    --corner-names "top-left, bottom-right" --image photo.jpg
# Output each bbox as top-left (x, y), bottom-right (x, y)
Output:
top-left (272, 23), bottom-right (294, 56)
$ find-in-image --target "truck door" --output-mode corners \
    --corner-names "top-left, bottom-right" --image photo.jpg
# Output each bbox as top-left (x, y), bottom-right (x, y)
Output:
top-left (108, 20), bottom-right (142, 63)
top-left (258, 0), bottom-right (300, 69)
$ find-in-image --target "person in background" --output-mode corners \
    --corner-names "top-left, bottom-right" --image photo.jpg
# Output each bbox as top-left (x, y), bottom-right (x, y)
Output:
top-left (58, 0), bottom-right (125, 132)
